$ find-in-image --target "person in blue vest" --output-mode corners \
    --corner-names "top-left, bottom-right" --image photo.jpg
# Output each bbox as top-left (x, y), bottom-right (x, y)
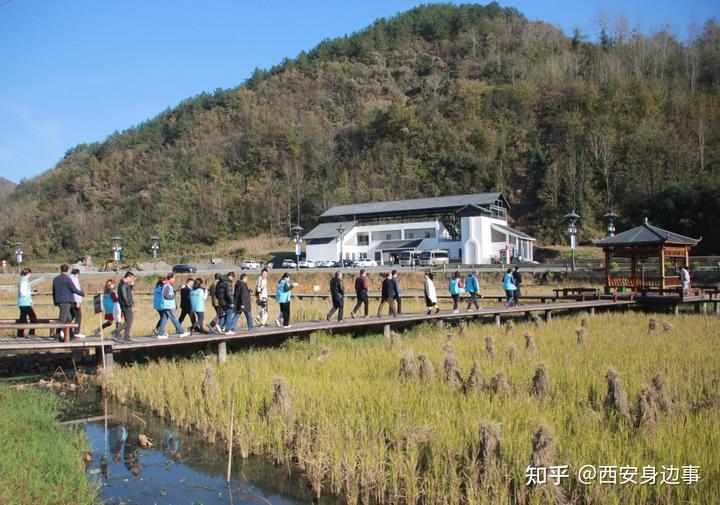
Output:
top-left (190, 278), bottom-right (208, 334)
top-left (93, 279), bottom-right (122, 338)
top-left (152, 278), bottom-right (164, 335)
top-left (17, 268), bottom-right (38, 337)
top-left (449, 271), bottom-right (462, 313)
top-left (502, 268), bottom-right (517, 307)
top-left (158, 273), bottom-right (190, 339)
top-left (275, 272), bottom-right (297, 328)
top-left (465, 270), bottom-right (480, 311)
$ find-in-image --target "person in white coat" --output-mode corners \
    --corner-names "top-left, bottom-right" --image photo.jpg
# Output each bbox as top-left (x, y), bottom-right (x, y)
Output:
top-left (254, 268), bottom-right (269, 327)
top-left (423, 272), bottom-right (440, 314)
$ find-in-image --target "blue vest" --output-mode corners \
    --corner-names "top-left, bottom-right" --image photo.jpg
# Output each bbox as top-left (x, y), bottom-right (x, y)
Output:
top-left (466, 275), bottom-right (479, 293)
top-left (502, 273), bottom-right (517, 291)
top-left (18, 277), bottom-right (32, 307)
top-left (275, 279), bottom-right (292, 303)
top-left (161, 284), bottom-right (176, 310)
top-left (153, 284), bottom-right (163, 310)
top-left (102, 292), bottom-right (116, 315)
top-left (190, 288), bottom-right (205, 313)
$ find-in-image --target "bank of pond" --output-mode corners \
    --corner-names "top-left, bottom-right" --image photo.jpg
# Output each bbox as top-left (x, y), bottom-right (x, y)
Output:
top-left (2, 311), bottom-right (719, 504)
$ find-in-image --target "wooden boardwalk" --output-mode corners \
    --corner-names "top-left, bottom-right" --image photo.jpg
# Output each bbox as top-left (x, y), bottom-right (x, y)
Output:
top-left (0, 298), bottom-right (641, 372)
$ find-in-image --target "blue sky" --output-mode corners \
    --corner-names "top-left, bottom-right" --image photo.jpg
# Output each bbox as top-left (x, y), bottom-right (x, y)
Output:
top-left (0, 0), bottom-right (717, 183)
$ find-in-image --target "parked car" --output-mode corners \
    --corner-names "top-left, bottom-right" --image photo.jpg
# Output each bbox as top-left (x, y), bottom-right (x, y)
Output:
top-left (318, 260), bottom-right (335, 268)
top-left (172, 264), bottom-right (197, 273)
top-left (337, 259), bottom-right (354, 268)
top-left (298, 259), bottom-right (316, 269)
top-left (241, 260), bottom-right (260, 270)
top-left (281, 259), bottom-right (297, 269)
top-left (352, 258), bottom-right (377, 268)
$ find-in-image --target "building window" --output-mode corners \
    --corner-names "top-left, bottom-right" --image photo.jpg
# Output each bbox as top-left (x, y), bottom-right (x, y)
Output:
top-left (371, 230), bottom-right (401, 241)
top-left (356, 233), bottom-right (369, 246)
top-left (405, 228), bottom-right (436, 239)
top-left (491, 228), bottom-right (507, 243)
top-left (359, 252), bottom-right (367, 259)
top-left (375, 252), bottom-right (381, 261)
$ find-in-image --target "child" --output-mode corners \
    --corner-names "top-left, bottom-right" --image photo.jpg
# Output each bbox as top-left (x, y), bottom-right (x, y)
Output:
top-left (190, 278), bottom-right (208, 334)
top-left (94, 279), bottom-right (123, 338)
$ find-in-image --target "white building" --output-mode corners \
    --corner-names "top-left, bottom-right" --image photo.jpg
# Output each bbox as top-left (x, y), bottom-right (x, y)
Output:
top-left (303, 193), bottom-right (535, 265)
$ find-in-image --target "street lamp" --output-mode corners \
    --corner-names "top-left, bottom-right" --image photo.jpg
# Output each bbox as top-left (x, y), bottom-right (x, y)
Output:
top-left (150, 236), bottom-right (161, 259)
top-left (291, 224), bottom-right (303, 271)
top-left (111, 236), bottom-right (123, 273)
top-left (336, 224), bottom-right (345, 266)
top-left (564, 210), bottom-right (580, 272)
top-left (603, 211), bottom-right (618, 237)
top-left (14, 242), bottom-right (23, 266)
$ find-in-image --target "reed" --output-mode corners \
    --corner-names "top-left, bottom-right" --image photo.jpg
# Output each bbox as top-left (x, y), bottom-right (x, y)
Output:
top-left (100, 312), bottom-right (720, 504)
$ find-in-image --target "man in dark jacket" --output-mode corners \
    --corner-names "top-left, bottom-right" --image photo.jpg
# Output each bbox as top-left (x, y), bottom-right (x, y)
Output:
top-left (117, 271), bottom-right (135, 341)
top-left (391, 270), bottom-right (402, 315)
top-left (52, 264), bottom-right (85, 341)
top-left (512, 267), bottom-right (522, 306)
top-left (216, 272), bottom-right (235, 332)
top-left (350, 269), bottom-right (369, 318)
top-left (326, 271), bottom-right (345, 322)
top-left (178, 277), bottom-right (195, 326)
top-left (377, 272), bottom-right (397, 318)
top-left (228, 273), bottom-right (253, 333)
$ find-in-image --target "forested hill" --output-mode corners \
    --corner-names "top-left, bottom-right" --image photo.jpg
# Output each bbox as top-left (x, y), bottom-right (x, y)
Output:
top-left (0, 177), bottom-right (15, 200)
top-left (2, 3), bottom-right (720, 259)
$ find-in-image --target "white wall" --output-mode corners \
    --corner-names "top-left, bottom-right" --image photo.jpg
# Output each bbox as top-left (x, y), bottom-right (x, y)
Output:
top-left (306, 216), bottom-right (532, 264)
top-left (305, 240), bottom-right (339, 263)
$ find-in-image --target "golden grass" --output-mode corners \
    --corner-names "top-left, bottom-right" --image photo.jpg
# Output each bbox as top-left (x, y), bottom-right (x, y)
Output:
top-left (100, 312), bottom-right (720, 504)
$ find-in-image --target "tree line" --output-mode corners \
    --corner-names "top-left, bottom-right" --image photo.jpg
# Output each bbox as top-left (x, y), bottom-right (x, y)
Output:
top-left (1, 3), bottom-right (719, 260)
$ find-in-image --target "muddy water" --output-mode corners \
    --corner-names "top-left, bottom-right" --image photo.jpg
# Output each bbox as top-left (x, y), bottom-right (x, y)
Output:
top-left (60, 387), bottom-right (323, 505)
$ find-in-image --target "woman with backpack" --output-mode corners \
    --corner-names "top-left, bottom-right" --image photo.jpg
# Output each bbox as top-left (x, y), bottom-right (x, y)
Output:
top-left (275, 272), bottom-right (297, 328)
top-left (190, 278), bottom-right (209, 334)
top-left (449, 271), bottom-right (464, 314)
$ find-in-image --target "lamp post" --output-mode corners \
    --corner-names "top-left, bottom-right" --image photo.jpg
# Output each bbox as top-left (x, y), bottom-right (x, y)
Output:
top-left (150, 236), bottom-right (160, 272)
top-left (291, 224), bottom-right (303, 272)
top-left (111, 236), bottom-right (123, 273)
top-left (603, 211), bottom-right (618, 237)
top-left (336, 224), bottom-right (345, 266)
top-left (150, 236), bottom-right (161, 259)
top-left (564, 210), bottom-right (580, 272)
top-left (14, 242), bottom-right (23, 266)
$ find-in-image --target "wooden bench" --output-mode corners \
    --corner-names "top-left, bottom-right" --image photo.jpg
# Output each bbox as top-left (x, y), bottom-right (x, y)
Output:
top-left (553, 287), bottom-right (599, 300)
top-left (0, 322), bottom-right (79, 341)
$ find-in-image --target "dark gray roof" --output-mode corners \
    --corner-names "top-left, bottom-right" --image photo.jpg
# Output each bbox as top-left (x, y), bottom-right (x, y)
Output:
top-left (375, 239), bottom-right (423, 250)
top-left (302, 221), bottom-right (356, 240)
top-left (491, 224), bottom-right (536, 240)
top-left (594, 220), bottom-right (701, 247)
top-left (321, 193), bottom-right (508, 219)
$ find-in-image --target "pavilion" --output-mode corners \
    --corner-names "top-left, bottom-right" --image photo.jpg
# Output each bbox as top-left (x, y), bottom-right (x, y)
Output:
top-left (594, 218), bottom-right (701, 294)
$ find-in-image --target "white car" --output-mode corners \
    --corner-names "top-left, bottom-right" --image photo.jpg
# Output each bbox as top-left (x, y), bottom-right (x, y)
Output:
top-left (318, 260), bottom-right (335, 268)
top-left (281, 259), bottom-right (297, 269)
top-left (241, 260), bottom-right (260, 270)
top-left (352, 258), bottom-right (377, 268)
top-left (298, 259), bottom-right (316, 269)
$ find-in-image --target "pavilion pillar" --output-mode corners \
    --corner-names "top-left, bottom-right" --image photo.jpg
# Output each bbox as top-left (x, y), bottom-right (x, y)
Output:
top-left (659, 247), bottom-right (666, 294)
top-left (604, 249), bottom-right (611, 295)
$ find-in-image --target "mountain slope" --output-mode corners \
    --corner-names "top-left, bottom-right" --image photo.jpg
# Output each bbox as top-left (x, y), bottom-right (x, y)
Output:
top-left (2, 3), bottom-right (719, 259)
top-left (0, 177), bottom-right (15, 201)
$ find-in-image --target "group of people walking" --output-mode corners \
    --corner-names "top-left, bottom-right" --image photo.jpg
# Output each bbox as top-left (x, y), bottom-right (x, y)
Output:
top-left (17, 265), bottom-right (527, 341)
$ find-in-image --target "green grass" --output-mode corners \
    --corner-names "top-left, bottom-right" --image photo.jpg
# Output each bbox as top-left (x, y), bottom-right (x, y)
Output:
top-left (0, 384), bottom-right (96, 505)
top-left (103, 312), bottom-right (720, 504)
